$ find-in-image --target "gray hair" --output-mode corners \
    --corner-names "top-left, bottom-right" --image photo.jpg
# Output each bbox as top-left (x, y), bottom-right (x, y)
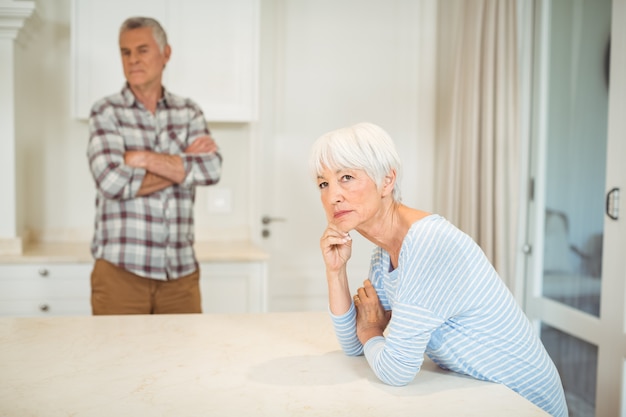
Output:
top-left (119, 17), bottom-right (168, 52)
top-left (309, 122), bottom-right (403, 202)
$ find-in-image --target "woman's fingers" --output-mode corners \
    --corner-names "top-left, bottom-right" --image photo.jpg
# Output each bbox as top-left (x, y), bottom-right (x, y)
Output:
top-left (320, 225), bottom-right (353, 272)
top-left (321, 234), bottom-right (351, 248)
top-left (321, 227), bottom-right (350, 246)
top-left (325, 232), bottom-right (351, 244)
top-left (356, 280), bottom-right (378, 300)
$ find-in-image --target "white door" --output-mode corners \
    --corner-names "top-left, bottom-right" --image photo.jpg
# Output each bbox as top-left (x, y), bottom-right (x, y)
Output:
top-left (251, 0), bottom-right (436, 311)
top-left (522, 0), bottom-right (626, 416)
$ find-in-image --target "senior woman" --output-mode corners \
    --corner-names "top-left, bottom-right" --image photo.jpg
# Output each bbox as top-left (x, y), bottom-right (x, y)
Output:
top-left (310, 122), bottom-right (568, 417)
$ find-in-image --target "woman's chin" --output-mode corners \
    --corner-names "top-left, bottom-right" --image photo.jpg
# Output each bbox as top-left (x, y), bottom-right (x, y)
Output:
top-left (338, 224), bottom-right (356, 235)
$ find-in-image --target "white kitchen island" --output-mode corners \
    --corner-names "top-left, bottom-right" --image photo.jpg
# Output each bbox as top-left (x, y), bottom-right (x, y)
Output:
top-left (0, 311), bottom-right (549, 416)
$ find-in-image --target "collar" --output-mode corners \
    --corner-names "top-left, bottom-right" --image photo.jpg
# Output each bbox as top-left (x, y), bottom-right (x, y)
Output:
top-left (120, 83), bottom-right (172, 108)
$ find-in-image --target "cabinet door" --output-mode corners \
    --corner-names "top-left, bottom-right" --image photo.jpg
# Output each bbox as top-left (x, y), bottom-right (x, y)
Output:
top-left (165, 0), bottom-right (259, 121)
top-left (71, 0), bottom-right (259, 121)
top-left (0, 264), bottom-right (92, 316)
top-left (199, 262), bottom-right (266, 314)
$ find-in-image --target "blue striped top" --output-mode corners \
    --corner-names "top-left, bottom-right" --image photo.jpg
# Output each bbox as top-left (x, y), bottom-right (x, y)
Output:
top-left (331, 215), bottom-right (568, 417)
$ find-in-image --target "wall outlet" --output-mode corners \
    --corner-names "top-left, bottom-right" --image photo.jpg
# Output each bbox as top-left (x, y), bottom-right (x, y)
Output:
top-left (207, 188), bottom-right (232, 213)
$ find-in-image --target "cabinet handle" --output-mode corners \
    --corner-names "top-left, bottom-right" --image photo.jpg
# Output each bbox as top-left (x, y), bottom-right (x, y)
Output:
top-left (39, 304), bottom-right (50, 312)
top-left (38, 268), bottom-right (49, 277)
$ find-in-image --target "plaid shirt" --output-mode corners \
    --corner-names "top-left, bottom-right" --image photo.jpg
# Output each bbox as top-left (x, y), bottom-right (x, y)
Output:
top-left (87, 85), bottom-right (222, 280)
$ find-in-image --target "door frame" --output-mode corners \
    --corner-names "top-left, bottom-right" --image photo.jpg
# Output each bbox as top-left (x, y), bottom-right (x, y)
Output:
top-left (519, 0), bottom-right (626, 415)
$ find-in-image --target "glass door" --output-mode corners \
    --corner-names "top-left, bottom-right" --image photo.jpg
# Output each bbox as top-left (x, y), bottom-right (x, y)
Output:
top-left (522, 0), bottom-right (626, 416)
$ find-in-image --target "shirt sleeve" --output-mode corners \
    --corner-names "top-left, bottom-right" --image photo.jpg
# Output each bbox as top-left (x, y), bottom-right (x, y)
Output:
top-left (328, 247), bottom-right (390, 357)
top-left (363, 302), bottom-right (441, 386)
top-left (180, 106), bottom-right (223, 188)
top-left (87, 101), bottom-right (145, 200)
top-left (329, 303), bottom-right (364, 356)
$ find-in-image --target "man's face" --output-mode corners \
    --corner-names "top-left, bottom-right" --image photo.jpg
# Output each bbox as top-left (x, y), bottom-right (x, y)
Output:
top-left (119, 27), bottom-right (170, 91)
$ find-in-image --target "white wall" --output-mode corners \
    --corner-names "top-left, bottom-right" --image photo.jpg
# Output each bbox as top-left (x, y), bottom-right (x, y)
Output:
top-left (253, 0), bottom-right (437, 311)
top-left (14, 0), bottom-right (254, 243)
top-left (13, 0), bottom-right (436, 248)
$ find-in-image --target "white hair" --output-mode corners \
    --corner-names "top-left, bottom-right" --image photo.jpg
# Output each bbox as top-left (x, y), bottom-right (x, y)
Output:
top-left (120, 16), bottom-right (168, 53)
top-left (309, 122), bottom-right (403, 202)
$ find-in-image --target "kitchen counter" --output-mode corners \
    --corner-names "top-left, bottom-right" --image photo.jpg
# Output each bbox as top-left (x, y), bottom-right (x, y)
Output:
top-left (0, 240), bottom-right (269, 264)
top-left (0, 312), bottom-right (549, 416)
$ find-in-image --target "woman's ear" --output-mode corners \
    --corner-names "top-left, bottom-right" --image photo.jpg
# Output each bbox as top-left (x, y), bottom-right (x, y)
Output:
top-left (381, 170), bottom-right (396, 197)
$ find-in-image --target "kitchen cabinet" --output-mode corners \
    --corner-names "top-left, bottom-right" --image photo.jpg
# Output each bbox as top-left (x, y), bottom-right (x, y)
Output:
top-left (0, 242), bottom-right (268, 317)
top-left (0, 264), bottom-right (92, 317)
top-left (199, 261), bottom-right (267, 314)
top-left (71, 0), bottom-right (259, 121)
top-left (0, 260), bottom-right (267, 317)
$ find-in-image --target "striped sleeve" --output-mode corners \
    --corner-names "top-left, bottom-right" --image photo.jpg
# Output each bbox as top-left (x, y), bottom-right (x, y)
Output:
top-left (329, 303), bottom-right (363, 356)
top-left (363, 301), bottom-right (439, 385)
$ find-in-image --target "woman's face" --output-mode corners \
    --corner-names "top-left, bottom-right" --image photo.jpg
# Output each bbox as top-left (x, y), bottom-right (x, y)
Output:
top-left (316, 165), bottom-right (383, 232)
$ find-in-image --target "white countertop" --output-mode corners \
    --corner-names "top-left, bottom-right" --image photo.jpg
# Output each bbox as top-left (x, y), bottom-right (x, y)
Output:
top-left (0, 240), bottom-right (269, 264)
top-left (0, 311), bottom-right (549, 416)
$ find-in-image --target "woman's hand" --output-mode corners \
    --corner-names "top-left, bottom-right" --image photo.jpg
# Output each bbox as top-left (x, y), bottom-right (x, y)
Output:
top-left (320, 223), bottom-right (352, 273)
top-left (354, 279), bottom-right (391, 344)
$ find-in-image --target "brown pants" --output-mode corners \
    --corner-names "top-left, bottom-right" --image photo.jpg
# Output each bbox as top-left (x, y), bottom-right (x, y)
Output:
top-left (91, 259), bottom-right (202, 315)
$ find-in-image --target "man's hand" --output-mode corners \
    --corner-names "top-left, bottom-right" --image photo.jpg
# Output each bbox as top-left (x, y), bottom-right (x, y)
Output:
top-left (124, 150), bottom-right (184, 185)
top-left (185, 135), bottom-right (218, 154)
top-left (354, 279), bottom-right (391, 344)
top-left (123, 135), bottom-right (217, 196)
top-left (124, 135), bottom-right (217, 170)
top-left (124, 150), bottom-right (150, 169)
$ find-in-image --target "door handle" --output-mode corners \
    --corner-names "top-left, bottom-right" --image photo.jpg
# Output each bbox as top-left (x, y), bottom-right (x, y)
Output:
top-left (261, 216), bottom-right (286, 239)
top-left (262, 216), bottom-right (286, 225)
top-left (606, 187), bottom-right (620, 220)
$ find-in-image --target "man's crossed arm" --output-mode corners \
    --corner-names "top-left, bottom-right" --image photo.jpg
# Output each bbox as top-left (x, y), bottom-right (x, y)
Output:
top-left (124, 136), bottom-right (218, 196)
